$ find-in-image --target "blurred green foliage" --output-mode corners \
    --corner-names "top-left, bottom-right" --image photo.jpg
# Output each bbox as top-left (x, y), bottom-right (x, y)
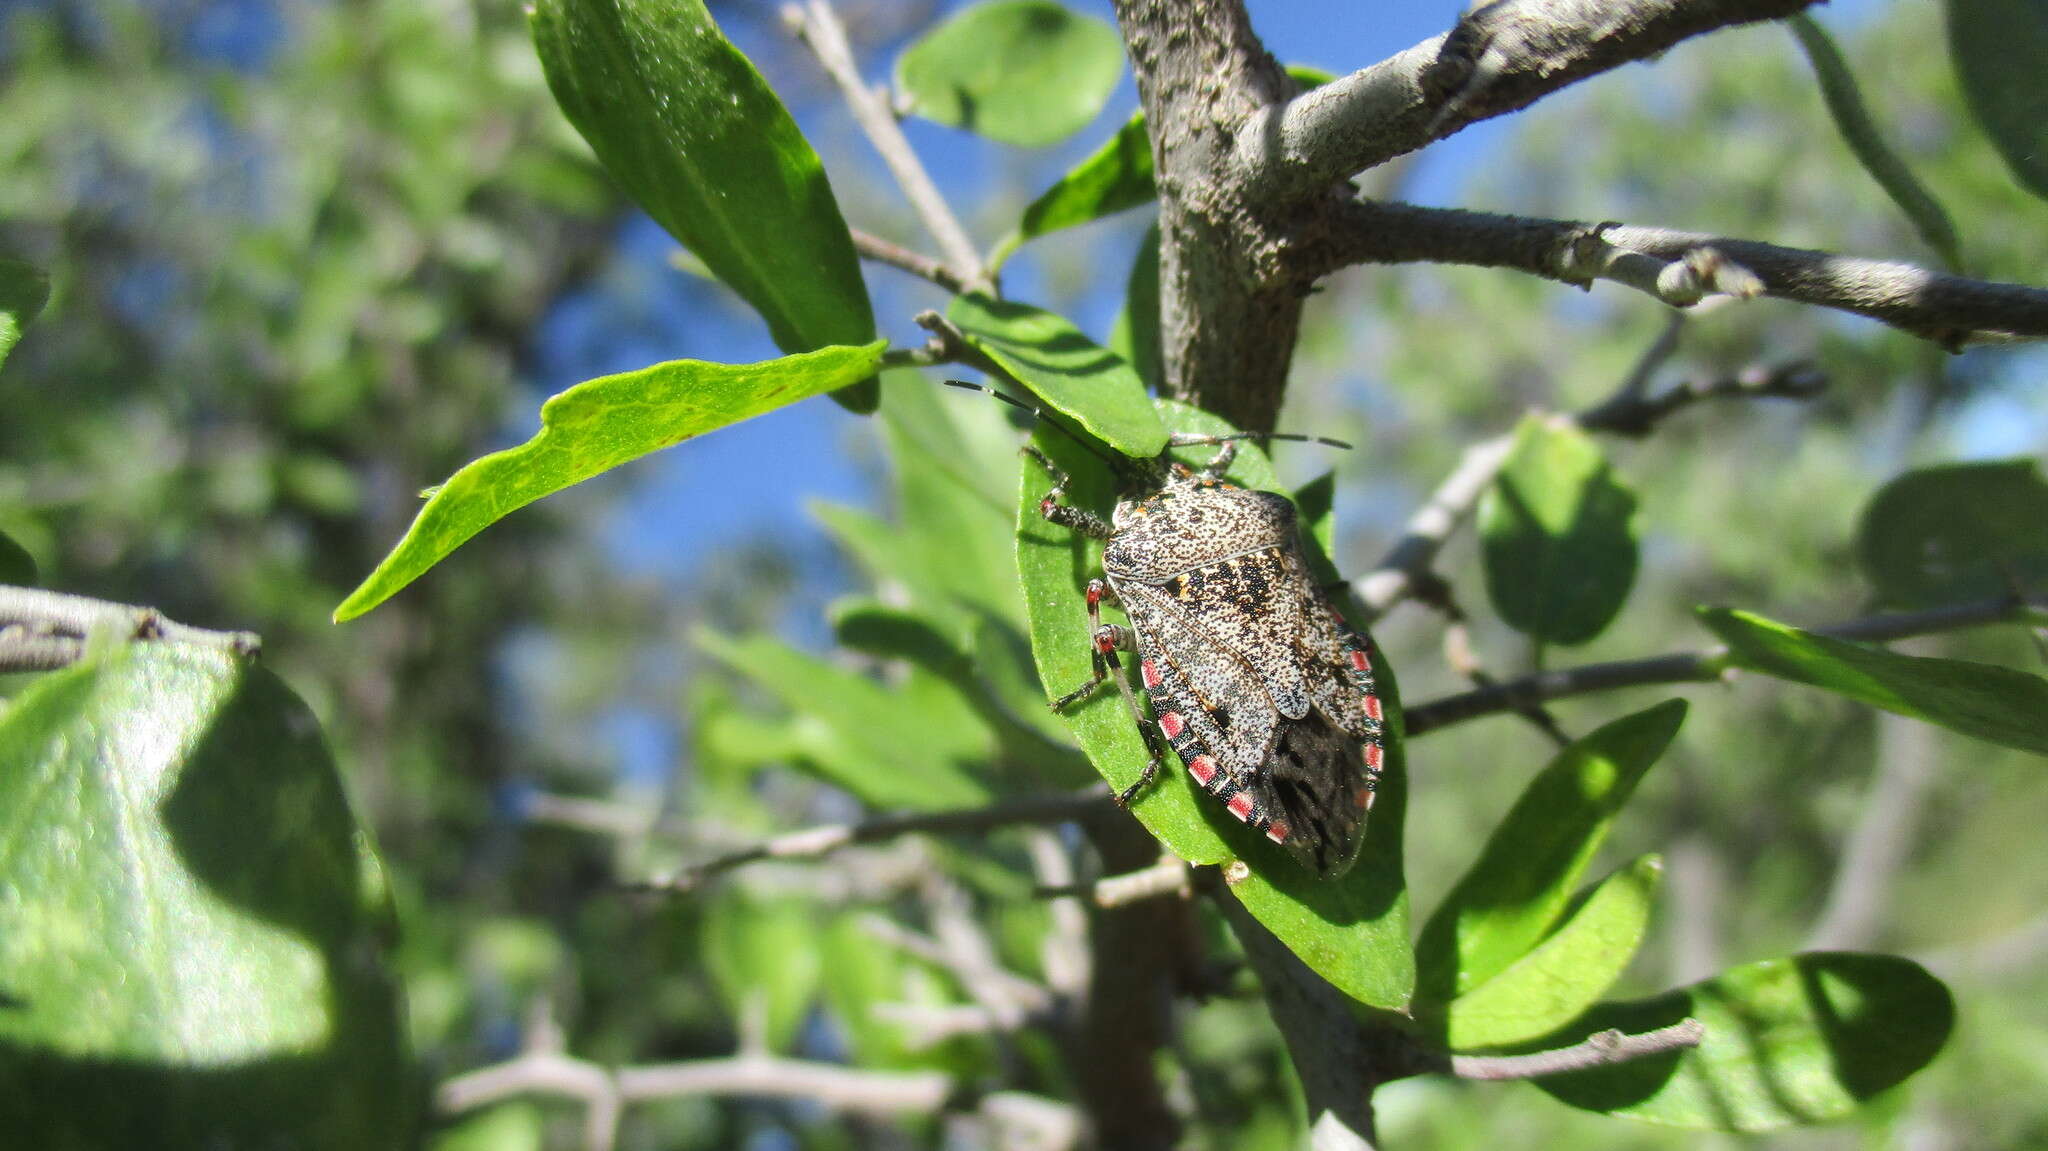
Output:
top-left (2, 1), bottom-right (2046, 1149)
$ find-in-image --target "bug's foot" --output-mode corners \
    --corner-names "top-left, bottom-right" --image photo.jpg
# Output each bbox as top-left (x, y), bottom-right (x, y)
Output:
top-left (1114, 756), bottom-right (1162, 807)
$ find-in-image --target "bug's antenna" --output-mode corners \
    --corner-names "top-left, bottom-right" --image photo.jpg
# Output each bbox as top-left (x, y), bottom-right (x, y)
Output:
top-left (942, 379), bottom-right (1124, 469)
top-left (1166, 431), bottom-right (1354, 451)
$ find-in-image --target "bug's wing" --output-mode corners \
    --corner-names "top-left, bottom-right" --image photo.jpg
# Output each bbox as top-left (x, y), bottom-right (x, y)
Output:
top-left (1120, 581), bottom-right (1279, 776)
top-left (1153, 547), bottom-right (1313, 719)
top-left (1258, 708), bottom-right (1371, 877)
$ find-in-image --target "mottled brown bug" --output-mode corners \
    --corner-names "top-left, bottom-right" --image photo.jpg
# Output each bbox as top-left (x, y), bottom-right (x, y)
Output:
top-left (947, 382), bottom-right (1387, 879)
top-left (1028, 438), bottom-right (1386, 878)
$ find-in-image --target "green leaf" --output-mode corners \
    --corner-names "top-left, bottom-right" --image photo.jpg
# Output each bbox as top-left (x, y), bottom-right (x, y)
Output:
top-left (1855, 459), bottom-right (2048, 609)
top-left (0, 645), bottom-right (408, 1148)
top-left (1444, 855), bottom-right (1661, 1050)
top-left (1016, 400), bottom-right (1411, 1008)
top-left (1538, 953), bottom-right (1954, 1132)
top-left (530, 0), bottom-right (878, 409)
top-left (894, 0), bottom-right (1124, 148)
top-left (428, 1102), bottom-right (544, 1151)
top-left (990, 65), bottom-right (1333, 266)
top-left (704, 890), bottom-right (822, 1052)
top-left (1948, 0), bottom-right (2048, 202)
top-left (1479, 415), bottom-right (1640, 645)
top-left (0, 529), bottom-right (35, 586)
top-left (947, 293), bottom-right (1167, 458)
top-left (1699, 608), bottom-right (2048, 755)
top-left (1789, 14), bottom-right (1962, 269)
top-left (1416, 700), bottom-right (1685, 1002)
top-left (336, 341), bottom-right (886, 621)
top-left (698, 630), bottom-right (995, 810)
top-left (0, 258), bottom-right (50, 374)
top-left (1107, 221), bottom-right (1162, 392)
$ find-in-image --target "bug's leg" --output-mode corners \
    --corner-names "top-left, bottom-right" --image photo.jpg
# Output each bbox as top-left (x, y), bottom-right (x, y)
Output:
top-left (1103, 640), bottom-right (1169, 807)
top-left (1023, 445), bottom-right (1114, 540)
top-left (1049, 579), bottom-right (1123, 711)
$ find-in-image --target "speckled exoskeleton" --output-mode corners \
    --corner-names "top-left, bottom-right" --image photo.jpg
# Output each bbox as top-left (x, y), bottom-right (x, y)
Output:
top-left (1028, 435), bottom-right (1387, 879)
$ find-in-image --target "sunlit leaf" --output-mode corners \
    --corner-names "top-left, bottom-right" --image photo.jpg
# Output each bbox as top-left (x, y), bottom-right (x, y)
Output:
top-left (1107, 221), bottom-right (1162, 392)
top-left (948, 293), bottom-right (1167, 457)
top-left (895, 0), bottom-right (1123, 148)
top-left (1444, 855), bottom-right (1661, 1049)
top-left (1948, 0), bottom-right (2048, 201)
top-left (0, 258), bottom-right (49, 374)
top-left (336, 341), bottom-right (886, 621)
top-left (1480, 415), bottom-right (1640, 645)
top-left (1699, 608), bottom-right (2048, 755)
top-left (704, 890), bottom-right (822, 1052)
top-left (1855, 459), bottom-right (2048, 608)
top-left (1538, 953), bottom-right (1953, 1132)
top-left (1016, 400), bottom-right (1411, 1008)
top-left (697, 630), bottom-right (994, 810)
top-left (990, 66), bottom-right (1333, 266)
top-left (531, 0), bottom-right (878, 407)
top-left (0, 645), bottom-right (408, 1148)
top-left (1416, 701), bottom-right (1685, 1002)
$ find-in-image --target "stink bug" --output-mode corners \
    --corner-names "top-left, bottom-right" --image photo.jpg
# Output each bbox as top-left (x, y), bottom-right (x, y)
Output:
top-left (950, 383), bottom-right (1388, 879)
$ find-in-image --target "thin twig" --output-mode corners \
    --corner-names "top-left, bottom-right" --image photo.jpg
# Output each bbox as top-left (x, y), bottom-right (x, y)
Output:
top-left (1038, 853), bottom-right (1193, 908)
top-left (634, 787), bottom-right (1110, 894)
top-left (1351, 355), bottom-right (1822, 621)
top-left (1319, 200), bottom-right (2048, 347)
top-left (1237, 0), bottom-right (1823, 200)
top-left (1437, 1019), bottom-right (1707, 1081)
top-left (1805, 711), bottom-right (1937, 951)
top-left (851, 227), bottom-right (968, 294)
top-left (787, 2), bottom-right (987, 290)
top-left (1420, 577), bottom-right (1573, 746)
top-left (1405, 594), bottom-right (2048, 737)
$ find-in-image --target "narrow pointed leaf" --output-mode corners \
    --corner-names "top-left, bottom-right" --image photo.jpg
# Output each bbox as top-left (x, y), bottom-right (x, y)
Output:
top-left (1699, 608), bottom-right (2048, 755)
top-left (948, 293), bottom-right (1166, 457)
top-left (1107, 221), bottom-right (1162, 392)
top-left (1855, 459), bottom-right (2048, 608)
top-left (1480, 415), bottom-right (1640, 645)
top-left (1948, 0), bottom-right (2048, 202)
top-left (991, 66), bottom-right (1332, 266)
top-left (1017, 400), bottom-right (1410, 1008)
top-left (531, 0), bottom-right (878, 408)
top-left (1789, 15), bottom-right (1961, 268)
top-left (1417, 700), bottom-right (1685, 1002)
top-left (0, 645), bottom-right (407, 1148)
top-left (894, 0), bottom-right (1123, 148)
top-left (1538, 953), bottom-right (1954, 1132)
top-left (0, 258), bottom-right (49, 373)
top-left (336, 341), bottom-right (885, 621)
top-left (1444, 855), bottom-right (1661, 1050)
top-left (698, 631), bottom-right (994, 810)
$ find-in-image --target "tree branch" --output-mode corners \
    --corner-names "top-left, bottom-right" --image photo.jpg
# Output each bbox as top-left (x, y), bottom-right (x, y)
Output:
top-left (1317, 200), bottom-right (2048, 347)
top-left (633, 787), bottom-right (1112, 894)
top-left (786, 1), bottom-right (987, 291)
top-left (1404, 594), bottom-right (2048, 737)
top-left (1237, 0), bottom-right (1821, 200)
top-left (1434, 1019), bottom-right (1706, 1081)
top-left (851, 227), bottom-right (967, 294)
top-left (1351, 354), bottom-right (1824, 622)
top-left (0, 584), bottom-right (261, 673)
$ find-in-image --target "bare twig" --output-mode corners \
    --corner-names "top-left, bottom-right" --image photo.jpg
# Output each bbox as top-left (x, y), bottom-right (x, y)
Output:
top-left (1237, 0), bottom-right (1822, 200)
top-left (634, 787), bottom-right (1110, 894)
top-left (1405, 595), bottom-right (2048, 736)
top-left (1422, 579), bottom-right (1573, 746)
top-left (851, 227), bottom-right (968, 294)
top-left (1351, 355), bottom-right (1822, 622)
top-left (1434, 1019), bottom-right (1707, 1081)
top-left (1038, 853), bottom-right (1193, 908)
top-left (1318, 201), bottom-right (2048, 347)
top-left (787, 2), bottom-right (986, 290)
top-left (860, 911), bottom-right (1053, 1027)
top-left (438, 1051), bottom-right (623, 1151)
